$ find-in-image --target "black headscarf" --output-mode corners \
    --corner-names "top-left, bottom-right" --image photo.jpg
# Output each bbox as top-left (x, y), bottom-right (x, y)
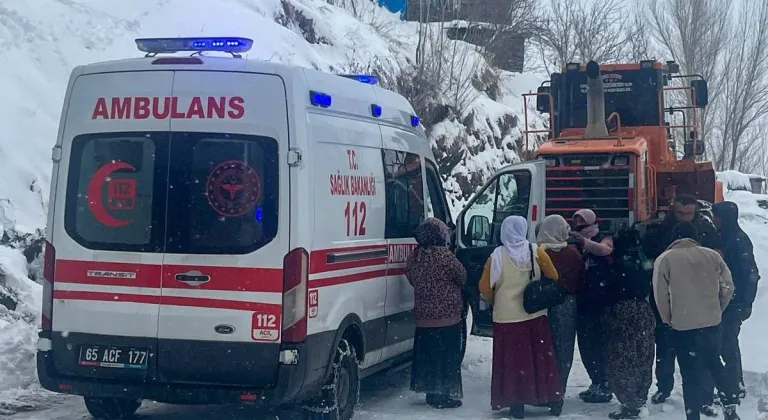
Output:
top-left (412, 218), bottom-right (449, 262)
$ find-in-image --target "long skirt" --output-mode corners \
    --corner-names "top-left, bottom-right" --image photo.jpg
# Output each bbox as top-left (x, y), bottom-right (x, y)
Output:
top-left (491, 316), bottom-right (562, 409)
top-left (410, 323), bottom-right (463, 399)
top-left (548, 294), bottom-right (578, 393)
top-left (604, 299), bottom-right (656, 409)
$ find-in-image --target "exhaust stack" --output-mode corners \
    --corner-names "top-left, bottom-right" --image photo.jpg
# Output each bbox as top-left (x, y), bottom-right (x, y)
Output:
top-left (584, 60), bottom-right (609, 138)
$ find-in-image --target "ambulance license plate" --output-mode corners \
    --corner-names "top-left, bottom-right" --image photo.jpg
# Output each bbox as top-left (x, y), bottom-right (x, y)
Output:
top-left (78, 345), bottom-right (148, 369)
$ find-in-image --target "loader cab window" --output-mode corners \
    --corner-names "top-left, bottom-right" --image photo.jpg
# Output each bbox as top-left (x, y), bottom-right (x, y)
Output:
top-left (560, 68), bottom-right (664, 129)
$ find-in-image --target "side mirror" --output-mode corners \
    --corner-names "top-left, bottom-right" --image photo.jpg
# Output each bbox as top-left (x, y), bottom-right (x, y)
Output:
top-left (467, 215), bottom-right (491, 243)
top-left (684, 139), bottom-right (705, 156)
top-left (691, 79), bottom-right (709, 108)
top-left (536, 86), bottom-right (551, 113)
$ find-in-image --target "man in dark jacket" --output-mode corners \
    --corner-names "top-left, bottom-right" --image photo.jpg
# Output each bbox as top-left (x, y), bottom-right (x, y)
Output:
top-left (712, 201), bottom-right (761, 401)
top-left (642, 194), bottom-right (722, 413)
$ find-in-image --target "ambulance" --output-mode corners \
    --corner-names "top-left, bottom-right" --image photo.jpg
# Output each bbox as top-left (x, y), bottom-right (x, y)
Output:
top-left (36, 37), bottom-right (546, 419)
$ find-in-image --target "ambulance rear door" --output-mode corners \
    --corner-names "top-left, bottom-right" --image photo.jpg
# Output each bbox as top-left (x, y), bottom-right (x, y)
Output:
top-left (156, 70), bottom-right (290, 386)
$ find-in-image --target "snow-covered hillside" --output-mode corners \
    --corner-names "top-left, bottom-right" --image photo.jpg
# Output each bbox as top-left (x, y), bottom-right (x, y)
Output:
top-left (0, 0), bottom-right (545, 408)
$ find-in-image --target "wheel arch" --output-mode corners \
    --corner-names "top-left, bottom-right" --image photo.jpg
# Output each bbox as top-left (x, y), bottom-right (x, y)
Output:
top-left (323, 314), bottom-right (365, 382)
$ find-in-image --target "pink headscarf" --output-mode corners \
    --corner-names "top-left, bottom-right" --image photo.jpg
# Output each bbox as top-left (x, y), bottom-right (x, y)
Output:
top-left (574, 209), bottom-right (599, 239)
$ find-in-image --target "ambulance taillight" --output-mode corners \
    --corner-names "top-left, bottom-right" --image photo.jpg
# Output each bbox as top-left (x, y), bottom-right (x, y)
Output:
top-left (281, 248), bottom-right (309, 343)
top-left (42, 240), bottom-right (56, 332)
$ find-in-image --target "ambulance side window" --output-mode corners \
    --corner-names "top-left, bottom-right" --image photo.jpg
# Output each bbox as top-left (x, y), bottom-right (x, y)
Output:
top-left (382, 149), bottom-right (425, 238)
top-left (424, 162), bottom-right (450, 224)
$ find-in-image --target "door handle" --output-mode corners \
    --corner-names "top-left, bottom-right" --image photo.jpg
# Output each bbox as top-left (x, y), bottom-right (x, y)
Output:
top-left (174, 270), bottom-right (210, 286)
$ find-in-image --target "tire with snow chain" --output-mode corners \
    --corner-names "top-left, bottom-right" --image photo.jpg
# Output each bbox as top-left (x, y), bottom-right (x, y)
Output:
top-left (303, 338), bottom-right (360, 420)
top-left (83, 397), bottom-right (141, 419)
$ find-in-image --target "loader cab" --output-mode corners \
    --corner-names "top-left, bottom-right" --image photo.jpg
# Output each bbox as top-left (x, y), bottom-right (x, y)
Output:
top-left (536, 62), bottom-right (667, 138)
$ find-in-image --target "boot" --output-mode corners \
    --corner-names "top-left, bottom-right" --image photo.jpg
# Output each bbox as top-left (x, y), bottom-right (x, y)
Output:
top-left (700, 403), bottom-right (719, 417)
top-left (510, 404), bottom-right (525, 419)
top-left (608, 404), bottom-right (641, 419)
top-left (582, 383), bottom-right (613, 403)
top-left (426, 394), bottom-right (439, 407)
top-left (430, 395), bottom-right (462, 409)
top-left (549, 400), bottom-right (564, 417)
top-left (723, 404), bottom-right (741, 420)
top-left (579, 384), bottom-right (599, 400)
top-left (651, 390), bottom-right (670, 404)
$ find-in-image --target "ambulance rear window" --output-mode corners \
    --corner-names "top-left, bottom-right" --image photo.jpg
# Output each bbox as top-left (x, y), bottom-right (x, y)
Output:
top-left (65, 133), bottom-right (163, 252)
top-left (65, 132), bottom-right (279, 254)
top-left (164, 132), bottom-right (279, 255)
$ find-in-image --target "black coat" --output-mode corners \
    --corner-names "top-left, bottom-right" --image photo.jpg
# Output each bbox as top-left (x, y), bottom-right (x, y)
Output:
top-left (713, 202), bottom-right (761, 310)
top-left (641, 213), bottom-right (722, 260)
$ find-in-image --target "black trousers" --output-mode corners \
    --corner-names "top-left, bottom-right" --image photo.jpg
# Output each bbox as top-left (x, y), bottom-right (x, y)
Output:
top-left (577, 309), bottom-right (608, 387)
top-left (652, 300), bottom-right (715, 405)
top-left (720, 308), bottom-right (745, 394)
top-left (672, 325), bottom-right (739, 420)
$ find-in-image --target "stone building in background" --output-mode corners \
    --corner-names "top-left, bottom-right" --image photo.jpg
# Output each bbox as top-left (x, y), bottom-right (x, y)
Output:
top-left (401, 0), bottom-right (531, 72)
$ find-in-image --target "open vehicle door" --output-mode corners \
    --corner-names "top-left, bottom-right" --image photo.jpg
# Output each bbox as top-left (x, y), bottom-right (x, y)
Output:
top-left (455, 159), bottom-right (546, 337)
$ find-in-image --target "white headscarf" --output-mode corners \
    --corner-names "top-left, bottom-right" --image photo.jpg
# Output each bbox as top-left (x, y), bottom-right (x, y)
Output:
top-left (490, 216), bottom-right (531, 288)
top-left (537, 215), bottom-right (570, 251)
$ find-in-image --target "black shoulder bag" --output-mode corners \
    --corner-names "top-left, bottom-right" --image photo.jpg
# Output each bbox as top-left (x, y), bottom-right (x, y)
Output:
top-left (523, 245), bottom-right (568, 314)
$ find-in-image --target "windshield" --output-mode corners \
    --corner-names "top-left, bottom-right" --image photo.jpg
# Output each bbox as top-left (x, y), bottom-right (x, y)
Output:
top-left (560, 68), bottom-right (664, 129)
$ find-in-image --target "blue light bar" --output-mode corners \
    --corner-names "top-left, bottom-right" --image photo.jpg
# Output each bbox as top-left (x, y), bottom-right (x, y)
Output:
top-left (341, 74), bottom-right (378, 85)
top-left (410, 115), bottom-right (420, 127)
top-left (310, 91), bottom-right (332, 108)
top-left (135, 37), bottom-right (253, 54)
top-left (371, 104), bottom-right (382, 118)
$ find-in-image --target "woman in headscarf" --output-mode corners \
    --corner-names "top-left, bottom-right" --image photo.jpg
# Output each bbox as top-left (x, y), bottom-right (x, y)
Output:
top-left (478, 216), bottom-right (563, 419)
top-left (537, 215), bottom-right (586, 397)
top-left (570, 209), bottom-right (615, 404)
top-left (406, 218), bottom-right (467, 409)
top-left (601, 225), bottom-right (656, 419)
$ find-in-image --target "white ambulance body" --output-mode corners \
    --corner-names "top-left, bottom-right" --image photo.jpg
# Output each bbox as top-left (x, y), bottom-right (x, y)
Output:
top-left (37, 37), bottom-right (547, 419)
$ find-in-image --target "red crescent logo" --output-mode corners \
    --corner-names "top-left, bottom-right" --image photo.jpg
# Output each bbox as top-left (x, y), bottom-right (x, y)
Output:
top-left (86, 162), bottom-right (136, 227)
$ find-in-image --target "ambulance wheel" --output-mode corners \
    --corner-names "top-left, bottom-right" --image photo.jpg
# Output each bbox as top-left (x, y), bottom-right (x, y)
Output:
top-left (303, 338), bottom-right (360, 420)
top-left (83, 397), bottom-right (141, 419)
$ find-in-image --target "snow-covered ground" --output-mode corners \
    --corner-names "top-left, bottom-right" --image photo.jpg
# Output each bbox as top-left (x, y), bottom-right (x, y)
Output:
top-left (5, 335), bottom-right (763, 419)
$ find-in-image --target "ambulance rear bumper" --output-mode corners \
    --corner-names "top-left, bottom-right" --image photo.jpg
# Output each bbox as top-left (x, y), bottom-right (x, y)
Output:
top-left (36, 335), bottom-right (319, 406)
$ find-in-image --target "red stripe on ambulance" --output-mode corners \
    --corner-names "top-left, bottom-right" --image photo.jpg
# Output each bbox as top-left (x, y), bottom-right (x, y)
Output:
top-left (53, 290), bottom-right (281, 312)
top-left (54, 260), bottom-right (282, 292)
top-left (91, 96), bottom-right (245, 120)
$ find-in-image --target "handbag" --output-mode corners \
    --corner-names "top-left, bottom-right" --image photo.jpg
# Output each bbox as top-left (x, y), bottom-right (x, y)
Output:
top-left (523, 244), bottom-right (568, 314)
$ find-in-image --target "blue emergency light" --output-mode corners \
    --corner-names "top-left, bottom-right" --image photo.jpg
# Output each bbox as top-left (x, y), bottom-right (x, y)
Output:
top-left (135, 37), bottom-right (254, 55)
top-left (410, 115), bottom-right (420, 127)
top-left (340, 74), bottom-right (378, 85)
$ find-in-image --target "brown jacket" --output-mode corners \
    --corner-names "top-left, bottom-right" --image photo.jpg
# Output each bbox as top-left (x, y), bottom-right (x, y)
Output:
top-left (652, 238), bottom-right (734, 331)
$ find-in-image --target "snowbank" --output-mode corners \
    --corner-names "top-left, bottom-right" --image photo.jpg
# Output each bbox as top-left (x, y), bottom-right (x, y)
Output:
top-left (718, 170), bottom-right (753, 192)
top-left (0, 247), bottom-right (41, 407)
top-left (725, 189), bottom-right (768, 374)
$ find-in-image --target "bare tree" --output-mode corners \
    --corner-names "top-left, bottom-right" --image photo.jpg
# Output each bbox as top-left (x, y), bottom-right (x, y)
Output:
top-left (624, 5), bottom-right (654, 62)
top-left (532, 0), bottom-right (629, 74)
top-left (646, 0), bottom-right (731, 153)
top-left (713, 0), bottom-right (768, 170)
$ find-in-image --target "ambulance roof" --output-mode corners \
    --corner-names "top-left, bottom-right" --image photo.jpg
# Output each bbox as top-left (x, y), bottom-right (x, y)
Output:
top-left (73, 55), bottom-right (422, 134)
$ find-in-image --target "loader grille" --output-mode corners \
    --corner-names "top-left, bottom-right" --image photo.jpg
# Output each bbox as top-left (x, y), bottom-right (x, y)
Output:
top-left (542, 154), bottom-right (632, 234)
